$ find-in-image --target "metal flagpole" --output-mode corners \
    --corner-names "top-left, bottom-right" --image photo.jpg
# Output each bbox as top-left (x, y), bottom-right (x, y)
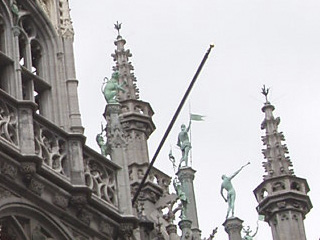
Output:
top-left (132, 44), bottom-right (214, 205)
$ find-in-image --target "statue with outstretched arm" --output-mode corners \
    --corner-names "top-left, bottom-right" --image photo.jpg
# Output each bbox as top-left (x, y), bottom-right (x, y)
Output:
top-left (220, 162), bottom-right (250, 219)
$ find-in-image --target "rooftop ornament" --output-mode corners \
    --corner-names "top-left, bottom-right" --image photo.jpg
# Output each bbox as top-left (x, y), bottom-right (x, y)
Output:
top-left (114, 21), bottom-right (122, 38)
top-left (261, 85), bottom-right (270, 103)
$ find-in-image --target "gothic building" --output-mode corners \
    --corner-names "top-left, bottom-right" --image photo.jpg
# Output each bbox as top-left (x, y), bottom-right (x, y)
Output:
top-left (0, 0), bottom-right (312, 240)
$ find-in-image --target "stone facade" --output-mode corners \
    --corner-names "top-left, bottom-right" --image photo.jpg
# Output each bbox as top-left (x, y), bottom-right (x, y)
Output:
top-left (0, 1), bottom-right (313, 240)
top-left (0, 0), bottom-right (135, 239)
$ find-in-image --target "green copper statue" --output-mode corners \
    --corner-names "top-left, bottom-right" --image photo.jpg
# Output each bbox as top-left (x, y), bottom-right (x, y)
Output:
top-left (242, 221), bottom-right (259, 240)
top-left (173, 177), bottom-right (188, 220)
top-left (10, 0), bottom-right (19, 17)
top-left (96, 125), bottom-right (110, 157)
top-left (102, 71), bottom-right (125, 103)
top-left (177, 120), bottom-right (191, 168)
top-left (220, 162), bottom-right (250, 219)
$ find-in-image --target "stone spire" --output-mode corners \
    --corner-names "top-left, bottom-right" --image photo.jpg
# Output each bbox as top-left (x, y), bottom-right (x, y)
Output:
top-left (260, 85), bottom-right (294, 179)
top-left (112, 21), bottom-right (140, 101)
top-left (105, 24), bottom-right (171, 240)
top-left (254, 86), bottom-right (312, 240)
top-left (109, 22), bottom-right (155, 167)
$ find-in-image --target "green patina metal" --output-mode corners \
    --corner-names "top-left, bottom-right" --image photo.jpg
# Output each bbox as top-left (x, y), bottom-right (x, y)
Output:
top-left (102, 71), bottom-right (125, 104)
top-left (220, 162), bottom-right (250, 219)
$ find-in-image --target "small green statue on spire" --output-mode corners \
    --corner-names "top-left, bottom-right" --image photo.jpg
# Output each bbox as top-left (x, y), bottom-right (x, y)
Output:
top-left (242, 221), bottom-right (259, 240)
top-left (96, 123), bottom-right (110, 157)
top-left (101, 71), bottom-right (125, 104)
top-left (177, 120), bottom-right (192, 168)
top-left (173, 177), bottom-right (188, 220)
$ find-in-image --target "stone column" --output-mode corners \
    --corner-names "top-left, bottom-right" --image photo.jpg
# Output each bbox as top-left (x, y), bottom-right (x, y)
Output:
top-left (105, 103), bottom-right (133, 215)
top-left (223, 217), bottom-right (243, 240)
top-left (177, 167), bottom-right (201, 239)
top-left (18, 102), bottom-right (37, 155)
top-left (62, 37), bottom-right (83, 134)
top-left (68, 135), bottom-right (85, 185)
top-left (166, 224), bottom-right (179, 240)
top-left (179, 219), bottom-right (193, 240)
top-left (12, 27), bottom-right (23, 100)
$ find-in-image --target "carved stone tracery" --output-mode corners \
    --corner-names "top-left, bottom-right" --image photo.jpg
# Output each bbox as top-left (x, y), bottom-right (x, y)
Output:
top-left (34, 121), bottom-right (68, 177)
top-left (58, 0), bottom-right (74, 38)
top-left (83, 154), bottom-right (118, 207)
top-left (1, 162), bottom-right (18, 179)
top-left (0, 99), bottom-right (18, 146)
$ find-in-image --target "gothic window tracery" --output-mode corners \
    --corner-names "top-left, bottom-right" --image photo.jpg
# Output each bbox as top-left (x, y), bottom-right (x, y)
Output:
top-left (0, 216), bottom-right (55, 240)
top-left (0, 99), bottom-right (18, 146)
top-left (0, 11), bottom-right (14, 93)
top-left (17, 14), bottom-right (52, 116)
top-left (0, 16), bottom-right (4, 52)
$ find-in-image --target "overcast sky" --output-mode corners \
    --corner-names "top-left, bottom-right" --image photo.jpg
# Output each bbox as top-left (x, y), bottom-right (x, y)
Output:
top-left (70, 1), bottom-right (320, 239)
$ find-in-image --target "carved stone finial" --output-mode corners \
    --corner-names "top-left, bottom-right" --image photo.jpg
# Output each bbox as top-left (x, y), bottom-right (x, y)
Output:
top-left (114, 21), bottom-right (122, 37)
top-left (261, 85), bottom-right (270, 103)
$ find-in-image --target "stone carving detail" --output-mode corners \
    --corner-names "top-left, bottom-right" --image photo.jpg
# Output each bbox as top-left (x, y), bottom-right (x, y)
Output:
top-left (70, 194), bottom-right (87, 209)
top-left (277, 201), bottom-right (286, 209)
top-left (1, 162), bottom-right (17, 179)
top-left (29, 178), bottom-right (44, 196)
top-left (20, 162), bottom-right (36, 183)
top-left (0, 99), bottom-right (18, 146)
top-left (77, 209), bottom-right (92, 225)
top-left (119, 223), bottom-right (134, 240)
top-left (53, 195), bottom-right (69, 209)
top-left (99, 220), bottom-right (115, 237)
top-left (58, 0), bottom-right (74, 38)
top-left (36, 0), bottom-right (50, 16)
top-left (292, 214), bottom-right (298, 221)
top-left (156, 194), bottom-right (179, 224)
top-left (291, 181), bottom-right (301, 191)
top-left (0, 186), bottom-right (16, 199)
top-left (149, 168), bottom-right (170, 194)
top-left (34, 121), bottom-right (68, 177)
top-left (224, 223), bottom-right (242, 233)
top-left (272, 181), bottom-right (285, 192)
top-left (83, 154), bottom-right (118, 207)
top-left (280, 213), bottom-right (289, 221)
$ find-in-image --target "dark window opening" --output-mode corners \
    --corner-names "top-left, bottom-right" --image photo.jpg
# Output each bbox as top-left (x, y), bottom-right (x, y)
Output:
top-left (31, 40), bottom-right (42, 76)
top-left (18, 35), bottom-right (26, 67)
top-left (0, 18), bottom-right (4, 53)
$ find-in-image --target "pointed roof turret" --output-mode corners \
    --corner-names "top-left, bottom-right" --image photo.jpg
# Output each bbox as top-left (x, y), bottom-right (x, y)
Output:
top-left (260, 85), bottom-right (294, 180)
top-left (254, 87), bottom-right (312, 240)
top-left (104, 23), bottom-right (155, 164)
top-left (111, 22), bottom-right (140, 101)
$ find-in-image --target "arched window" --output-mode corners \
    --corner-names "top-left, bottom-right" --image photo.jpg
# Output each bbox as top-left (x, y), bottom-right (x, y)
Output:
top-left (0, 203), bottom-right (72, 240)
top-left (0, 11), bottom-right (14, 93)
top-left (18, 15), bottom-right (51, 116)
top-left (31, 39), bottom-right (42, 76)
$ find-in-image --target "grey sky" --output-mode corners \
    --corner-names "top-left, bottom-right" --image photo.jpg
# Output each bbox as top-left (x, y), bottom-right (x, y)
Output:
top-left (70, 1), bottom-right (320, 239)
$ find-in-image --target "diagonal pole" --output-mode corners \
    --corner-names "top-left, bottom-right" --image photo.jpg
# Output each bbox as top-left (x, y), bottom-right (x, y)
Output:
top-left (132, 44), bottom-right (214, 205)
